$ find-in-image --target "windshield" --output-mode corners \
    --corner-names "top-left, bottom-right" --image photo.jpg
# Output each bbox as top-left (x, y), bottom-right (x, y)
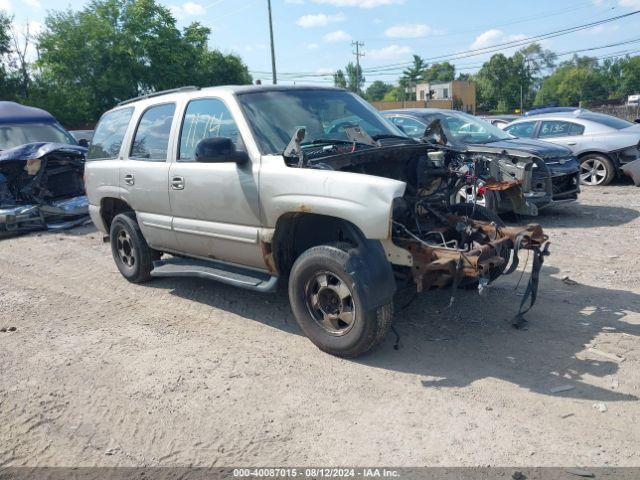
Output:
top-left (236, 89), bottom-right (405, 154)
top-left (0, 122), bottom-right (78, 150)
top-left (425, 111), bottom-right (514, 145)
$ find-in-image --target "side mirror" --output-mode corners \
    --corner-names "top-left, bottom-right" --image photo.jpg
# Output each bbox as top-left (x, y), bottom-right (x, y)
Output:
top-left (78, 139), bottom-right (89, 148)
top-left (195, 137), bottom-right (248, 164)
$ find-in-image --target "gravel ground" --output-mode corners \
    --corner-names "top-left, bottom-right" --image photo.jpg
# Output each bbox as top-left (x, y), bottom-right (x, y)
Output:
top-left (1, 186), bottom-right (639, 467)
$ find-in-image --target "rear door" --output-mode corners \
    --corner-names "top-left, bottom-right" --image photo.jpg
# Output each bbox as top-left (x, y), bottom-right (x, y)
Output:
top-left (536, 120), bottom-right (585, 154)
top-left (167, 97), bottom-right (264, 269)
top-left (119, 102), bottom-right (179, 251)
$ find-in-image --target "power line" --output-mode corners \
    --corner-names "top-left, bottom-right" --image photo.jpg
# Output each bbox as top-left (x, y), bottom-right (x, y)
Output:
top-left (361, 9), bottom-right (640, 74)
top-left (252, 9), bottom-right (640, 80)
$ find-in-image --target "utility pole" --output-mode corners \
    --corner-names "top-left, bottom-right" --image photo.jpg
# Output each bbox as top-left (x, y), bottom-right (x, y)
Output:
top-left (267, 0), bottom-right (277, 84)
top-left (352, 41), bottom-right (365, 92)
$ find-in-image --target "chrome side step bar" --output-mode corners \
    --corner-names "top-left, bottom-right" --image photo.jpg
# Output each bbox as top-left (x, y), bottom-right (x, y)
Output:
top-left (151, 257), bottom-right (278, 293)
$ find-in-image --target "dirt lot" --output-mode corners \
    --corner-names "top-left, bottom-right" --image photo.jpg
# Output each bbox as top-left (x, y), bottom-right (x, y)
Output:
top-left (1, 186), bottom-right (639, 467)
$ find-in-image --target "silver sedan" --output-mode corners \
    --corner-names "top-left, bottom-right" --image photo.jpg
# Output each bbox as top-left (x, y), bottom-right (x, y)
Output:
top-left (504, 110), bottom-right (640, 186)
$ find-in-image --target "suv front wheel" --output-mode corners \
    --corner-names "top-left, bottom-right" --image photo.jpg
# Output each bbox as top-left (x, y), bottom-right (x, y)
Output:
top-left (109, 212), bottom-right (159, 283)
top-left (288, 244), bottom-right (393, 358)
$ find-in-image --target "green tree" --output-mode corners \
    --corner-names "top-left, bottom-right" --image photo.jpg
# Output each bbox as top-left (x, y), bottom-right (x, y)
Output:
top-left (333, 69), bottom-right (347, 89)
top-left (476, 53), bottom-right (529, 112)
top-left (365, 80), bottom-right (393, 101)
top-left (35, 0), bottom-right (251, 126)
top-left (619, 56), bottom-right (640, 98)
top-left (421, 62), bottom-right (455, 83)
top-left (0, 11), bottom-right (15, 99)
top-left (345, 62), bottom-right (364, 94)
top-left (535, 56), bottom-right (607, 107)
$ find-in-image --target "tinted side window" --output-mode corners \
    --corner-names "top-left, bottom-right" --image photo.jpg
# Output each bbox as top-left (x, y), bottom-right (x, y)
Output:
top-left (130, 103), bottom-right (176, 161)
top-left (389, 116), bottom-right (426, 138)
top-left (179, 98), bottom-right (241, 162)
top-left (505, 122), bottom-right (536, 138)
top-left (539, 121), bottom-right (584, 138)
top-left (87, 108), bottom-right (134, 160)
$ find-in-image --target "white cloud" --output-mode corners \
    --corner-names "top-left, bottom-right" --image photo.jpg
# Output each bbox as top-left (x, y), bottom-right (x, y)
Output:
top-left (619, 0), bottom-right (640, 7)
top-left (315, 67), bottom-right (335, 75)
top-left (470, 29), bottom-right (527, 50)
top-left (170, 1), bottom-right (205, 18)
top-left (0, 0), bottom-right (11, 12)
top-left (183, 1), bottom-right (205, 14)
top-left (323, 30), bottom-right (352, 42)
top-left (312, 0), bottom-right (403, 8)
top-left (23, 0), bottom-right (40, 9)
top-left (296, 12), bottom-right (345, 28)
top-left (306, 42), bottom-right (319, 49)
top-left (367, 44), bottom-right (412, 60)
top-left (385, 23), bottom-right (440, 38)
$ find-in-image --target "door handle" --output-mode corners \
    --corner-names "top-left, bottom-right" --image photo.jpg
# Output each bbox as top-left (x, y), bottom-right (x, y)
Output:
top-left (123, 173), bottom-right (135, 185)
top-left (567, 142), bottom-right (577, 146)
top-left (171, 176), bottom-right (185, 190)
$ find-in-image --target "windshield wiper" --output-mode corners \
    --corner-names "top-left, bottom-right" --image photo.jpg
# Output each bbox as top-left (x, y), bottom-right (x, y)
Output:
top-left (372, 134), bottom-right (415, 142)
top-left (302, 138), bottom-right (374, 148)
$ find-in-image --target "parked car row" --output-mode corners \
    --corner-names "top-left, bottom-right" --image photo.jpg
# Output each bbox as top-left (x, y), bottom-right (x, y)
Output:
top-left (382, 108), bottom-right (580, 215)
top-left (504, 111), bottom-right (640, 186)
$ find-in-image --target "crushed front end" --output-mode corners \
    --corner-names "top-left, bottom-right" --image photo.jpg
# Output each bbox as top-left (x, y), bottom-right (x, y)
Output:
top-left (0, 142), bottom-right (89, 236)
top-left (285, 134), bottom-right (550, 325)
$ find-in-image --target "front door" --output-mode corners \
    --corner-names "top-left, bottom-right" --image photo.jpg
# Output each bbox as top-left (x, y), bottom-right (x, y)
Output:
top-left (119, 102), bottom-right (179, 252)
top-left (168, 97), bottom-right (264, 269)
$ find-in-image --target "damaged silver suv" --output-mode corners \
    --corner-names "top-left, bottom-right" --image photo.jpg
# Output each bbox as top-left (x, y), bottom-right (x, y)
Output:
top-left (85, 85), bottom-right (549, 357)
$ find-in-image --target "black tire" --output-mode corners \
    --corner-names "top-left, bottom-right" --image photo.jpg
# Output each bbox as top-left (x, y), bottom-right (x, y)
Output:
top-left (449, 203), bottom-right (510, 287)
top-left (288, 244), bottom-right (393, 358)
top-left (579, 154), bottom-right (616, 186)
top-left (109, 212), bottom-right (158, 283)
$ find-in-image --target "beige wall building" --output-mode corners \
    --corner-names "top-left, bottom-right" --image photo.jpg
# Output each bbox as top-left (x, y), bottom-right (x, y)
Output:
top-left (415, 80), bottom-right (476, 113)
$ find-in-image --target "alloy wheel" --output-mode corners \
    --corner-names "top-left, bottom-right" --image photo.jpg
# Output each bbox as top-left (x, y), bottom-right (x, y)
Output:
top-left (580, 158), bottom-right (608, 186)
top-left (456, 182), bottom-right (487, 207)
top-left (304, 271), bottom-right (356, 336)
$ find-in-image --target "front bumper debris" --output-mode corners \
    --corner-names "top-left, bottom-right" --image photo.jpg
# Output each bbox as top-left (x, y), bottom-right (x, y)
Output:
top-left (397, 220), bottom-right (549, 327)
top-left (0, 196), bottom-right (89, 236)
top-left (621, 158), bottom-right (640, 186)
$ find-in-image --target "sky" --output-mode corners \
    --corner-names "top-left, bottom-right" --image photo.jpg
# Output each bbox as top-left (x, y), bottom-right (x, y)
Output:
top-left (3, 0), bottom-right (640, 87)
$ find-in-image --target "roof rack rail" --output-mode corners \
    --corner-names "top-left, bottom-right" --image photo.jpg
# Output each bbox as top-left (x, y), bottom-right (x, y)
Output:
top-left (117, 86), bottom-right (200, 106)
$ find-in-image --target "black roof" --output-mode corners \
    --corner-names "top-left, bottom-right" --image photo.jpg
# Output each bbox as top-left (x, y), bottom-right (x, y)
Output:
top-left (0, 101), bottom-right (57, 125)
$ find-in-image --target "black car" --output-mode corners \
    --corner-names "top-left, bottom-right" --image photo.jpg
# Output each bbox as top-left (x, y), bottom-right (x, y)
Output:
top-left (383, 108), bottom-right (581, 215)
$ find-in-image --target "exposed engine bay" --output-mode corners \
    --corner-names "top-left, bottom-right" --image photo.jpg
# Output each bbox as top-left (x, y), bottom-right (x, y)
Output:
top-left (0, 142), bottom-right (89, 236)
top-left (284, 131), bottom-right (550, 326)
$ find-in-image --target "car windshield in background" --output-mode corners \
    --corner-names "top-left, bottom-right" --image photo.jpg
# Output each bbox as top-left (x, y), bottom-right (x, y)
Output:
top-left (236, 89), bottom-right (404, 154)
top-left (427, 111), bottom-right (514, 145)
top-left (0, 122), bottom-right (77, 150)
top-left (580, 112), bottom-right (634, 130)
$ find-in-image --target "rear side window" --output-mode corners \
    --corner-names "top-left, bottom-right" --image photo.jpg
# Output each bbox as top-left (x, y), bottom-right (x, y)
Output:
top-left (505, 122), bottom-right (536, 138)
top-left (178, 98), bottom-right (241, 162)
top-left (539, 121), bottom-right (584, 138)
top-left (130, 103), bottom-right (176, 161)
top-left (87, 108), bottom-right (134, 160)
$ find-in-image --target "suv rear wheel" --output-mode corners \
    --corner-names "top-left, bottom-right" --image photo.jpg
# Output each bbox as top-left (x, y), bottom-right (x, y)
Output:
top-left (109, 212), bottom-right (159, 283)
top-left (288, 243), bottom-right (393, 358)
